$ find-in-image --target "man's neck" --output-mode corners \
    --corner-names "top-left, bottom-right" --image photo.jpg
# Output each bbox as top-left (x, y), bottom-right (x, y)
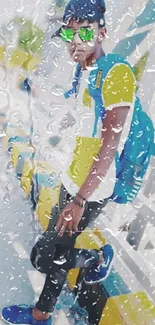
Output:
top-left (80, 48), bottom-right (105, 70)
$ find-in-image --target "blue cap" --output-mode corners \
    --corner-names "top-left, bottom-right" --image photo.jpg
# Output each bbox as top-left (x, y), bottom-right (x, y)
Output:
top-left (51, 0), bottom-right (106, 38)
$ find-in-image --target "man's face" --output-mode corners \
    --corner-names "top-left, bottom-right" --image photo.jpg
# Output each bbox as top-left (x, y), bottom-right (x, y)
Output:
top-left (64, 20), bottom-right (101, 63)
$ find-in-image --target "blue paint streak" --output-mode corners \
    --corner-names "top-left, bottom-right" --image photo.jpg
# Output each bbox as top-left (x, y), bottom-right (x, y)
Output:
top-left (129, 0), bottom-right (155, 30)
top-left (113, 30), bottom-right (150, 58)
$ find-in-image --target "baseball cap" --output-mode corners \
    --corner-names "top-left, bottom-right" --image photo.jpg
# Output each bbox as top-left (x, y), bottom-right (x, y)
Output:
top-left (51, 0), bottom-right (106, 39)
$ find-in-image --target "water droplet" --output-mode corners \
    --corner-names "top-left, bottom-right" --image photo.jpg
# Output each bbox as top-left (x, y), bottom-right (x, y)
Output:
top-left (10, 286), bottom-right (18, 291)
top-left (53, 55), bottom-right (59, 67)
top-left (6, 161), bottom-right (14, 172)
top-left (3, 193), bottom-right (10, 204)
top-left (33, 132), bottom-right (40, 144)
top-left (52, 279), bottom-right (59, 284)
top-left (51, 84), bottom-right (64, 96)
top-left (6, 182), bottom-right (13, 192)
top-left (0, 129), bottom-right (6, 138)
top-left (55, 303), bottom-right (61, 310)
top-left (93, 155), bottom-right (99, 162)
top-left (17, 6), bottom-right (25, 12)
top-left (133, 201), bottom-right (143, 209)
top-left (112, 125), bottom-right (123, 133)
top-left (7, 21), bottom-right (14, 31)
top-left (53, 257), bottom-right (67, 265)
top-left (46, 121), bottom-right (54, 134)
top-left (49, 135), bottom-right (61, 146)
top-left (17, 220), bottom-right (24, 227)
top-left (64, 215), bottom-right (72, 222)
top-left (10, 274), bottom-right (14, 280)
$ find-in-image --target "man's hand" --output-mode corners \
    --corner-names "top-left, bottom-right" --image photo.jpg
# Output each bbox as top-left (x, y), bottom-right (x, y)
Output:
top-left (55, 201), bottom-right (85, 237)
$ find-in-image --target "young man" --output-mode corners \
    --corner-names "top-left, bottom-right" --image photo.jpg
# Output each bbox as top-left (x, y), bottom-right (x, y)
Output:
top-left (2, 0), bottom-right (137, 324)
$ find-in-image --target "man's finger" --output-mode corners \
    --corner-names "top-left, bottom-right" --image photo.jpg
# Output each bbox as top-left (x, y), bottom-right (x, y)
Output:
top-left (73, 221), bottom-right (78, 232)
top-left (55, 214), bottom-right (63, 232)
top-left (58, 220), bottom-right (68, 237)
top-left (68, 220), bottom-right (73, 237)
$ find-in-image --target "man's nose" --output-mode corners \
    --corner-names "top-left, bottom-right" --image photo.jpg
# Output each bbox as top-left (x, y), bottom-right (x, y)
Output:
top-left (73, 30), bottom-right (82, 44)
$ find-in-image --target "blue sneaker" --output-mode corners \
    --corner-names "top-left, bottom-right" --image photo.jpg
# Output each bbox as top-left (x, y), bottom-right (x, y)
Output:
top-left (1, 305), bottom-right (52, 325)
top-left (84, 244), bottom-right (114, 284)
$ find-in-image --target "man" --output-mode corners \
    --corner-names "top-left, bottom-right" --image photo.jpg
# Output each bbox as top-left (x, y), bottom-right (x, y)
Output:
top-left (2, 0), bottom-right (137, 324)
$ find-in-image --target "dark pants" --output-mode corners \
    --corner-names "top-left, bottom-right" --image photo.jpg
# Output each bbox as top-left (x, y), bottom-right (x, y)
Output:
top-left (30, 185), bottom-right (108, 313)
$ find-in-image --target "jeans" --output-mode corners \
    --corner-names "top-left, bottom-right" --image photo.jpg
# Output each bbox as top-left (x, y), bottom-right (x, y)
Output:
top-left (30, 184), bottom-right (108, 313)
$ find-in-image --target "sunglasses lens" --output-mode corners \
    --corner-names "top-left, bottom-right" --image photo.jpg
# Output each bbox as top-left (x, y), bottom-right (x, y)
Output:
top-left (60, 28), bottom-right (74, 42)
top-left (79, 27), bottom-right (94, 41)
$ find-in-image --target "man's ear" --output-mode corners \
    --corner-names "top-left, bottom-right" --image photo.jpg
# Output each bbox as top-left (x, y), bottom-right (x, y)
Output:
top-left (98, 27), bottom-right (107, 43)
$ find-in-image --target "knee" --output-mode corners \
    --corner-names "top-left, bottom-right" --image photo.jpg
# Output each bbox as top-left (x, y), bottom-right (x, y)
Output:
top-left (30, 244), bottom-right (45, 273)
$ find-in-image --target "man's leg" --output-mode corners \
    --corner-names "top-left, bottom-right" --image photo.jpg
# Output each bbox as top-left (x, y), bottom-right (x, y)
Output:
top-left (32, 245), bottom-right (102, 316)
top-left (2, 186), bottom-right (112, 323)
top-left (32, 193), bottom-right (109, 317)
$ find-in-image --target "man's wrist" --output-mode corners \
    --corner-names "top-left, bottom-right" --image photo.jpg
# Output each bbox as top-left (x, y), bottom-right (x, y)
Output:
top-left (74, 193), bottom-right (87, 208)
top-left (72, 193), bottom-right (87, 208)
top-left (76, 193), bottom-right (87, 201)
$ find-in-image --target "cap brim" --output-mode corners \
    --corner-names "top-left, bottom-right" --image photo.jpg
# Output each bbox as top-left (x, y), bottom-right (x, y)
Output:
top-left (51, 27), bottom-right (61, 39)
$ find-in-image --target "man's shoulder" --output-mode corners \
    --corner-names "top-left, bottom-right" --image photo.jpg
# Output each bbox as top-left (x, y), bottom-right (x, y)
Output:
top-left (96, 53), bottom-right (133, 73)
top-left (88, 53), bottom-right (135, 95)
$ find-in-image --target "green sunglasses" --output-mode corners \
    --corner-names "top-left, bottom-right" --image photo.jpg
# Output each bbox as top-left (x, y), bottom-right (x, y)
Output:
top-left (60, 26), bottom-right (94, 42)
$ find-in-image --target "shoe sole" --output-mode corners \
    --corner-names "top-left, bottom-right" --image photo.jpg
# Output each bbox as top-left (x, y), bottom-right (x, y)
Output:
top-left (1, 310), bottom-right (52, 325)
top-left (84, 246), bottom-right (116, 285)
top-left (1, 313), bottom-right (52, 325)
top-left (1, 312), bottom-right (29, 325)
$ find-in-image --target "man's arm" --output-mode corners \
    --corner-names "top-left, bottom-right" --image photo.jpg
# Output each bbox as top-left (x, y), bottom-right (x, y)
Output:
top-left (56, 105), bottom-right (130, 236)
top-left (56, 62), bottom-right (136, 236)
top-left (76, 105), bottom-right (130, 201)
